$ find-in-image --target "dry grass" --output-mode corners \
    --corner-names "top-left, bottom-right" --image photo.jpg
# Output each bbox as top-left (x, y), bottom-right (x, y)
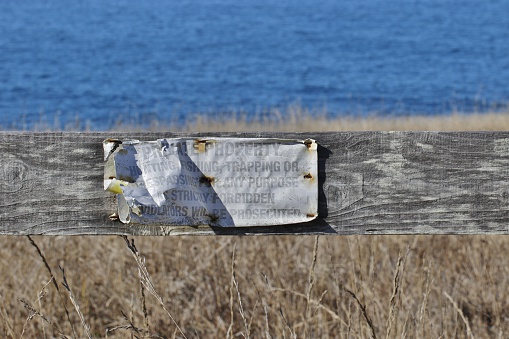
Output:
top-left (176, 107), bottom-right (509, 132)
top-left (18, 104), bottom-right (509, 132)
top-left (1, 110), bottom-right (509, 338)
top-left (1, 235), bottom-right (507, 338)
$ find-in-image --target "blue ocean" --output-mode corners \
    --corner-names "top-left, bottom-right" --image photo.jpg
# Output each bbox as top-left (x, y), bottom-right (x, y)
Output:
top-left (0, 0), bottom-right (508, 129)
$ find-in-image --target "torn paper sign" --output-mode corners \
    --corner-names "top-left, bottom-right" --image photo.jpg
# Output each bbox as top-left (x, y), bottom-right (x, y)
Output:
top-left (104, 138), bottom-right (318, 227)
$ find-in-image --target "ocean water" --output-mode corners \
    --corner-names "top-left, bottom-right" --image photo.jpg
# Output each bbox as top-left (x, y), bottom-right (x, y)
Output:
top-left (0, 0), bottom-right (508, 129)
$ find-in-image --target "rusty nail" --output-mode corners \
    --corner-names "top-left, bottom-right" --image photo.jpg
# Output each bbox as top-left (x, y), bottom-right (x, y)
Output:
top-left (200, 175), bottom-right (215, 185)
top-left (304, 173), bottom-right (313, 179)
top-left (208, 214), bottom-right (219, 223)
top-left (306, 213), bottom-right (316, 218)
top-left (194, 139), bottom-right (209, 152)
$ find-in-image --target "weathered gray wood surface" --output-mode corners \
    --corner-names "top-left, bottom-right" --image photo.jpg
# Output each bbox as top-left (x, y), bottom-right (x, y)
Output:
top-left (1, 131), bottom-right (509, 235)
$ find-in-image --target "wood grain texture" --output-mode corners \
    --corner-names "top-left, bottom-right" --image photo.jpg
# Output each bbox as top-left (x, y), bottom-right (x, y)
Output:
top-left (1, 131), bottom-right (509, 235)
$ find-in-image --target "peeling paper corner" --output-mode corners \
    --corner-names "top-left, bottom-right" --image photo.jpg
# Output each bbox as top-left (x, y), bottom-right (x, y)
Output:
top-left (103, 139), bottom-right (140, 223)
top-left (104, 137), bottom-right (318, 227)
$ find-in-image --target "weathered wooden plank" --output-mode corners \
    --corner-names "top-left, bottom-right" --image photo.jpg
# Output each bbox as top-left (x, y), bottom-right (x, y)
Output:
top-left (1, 131), bottom-right (509, 235)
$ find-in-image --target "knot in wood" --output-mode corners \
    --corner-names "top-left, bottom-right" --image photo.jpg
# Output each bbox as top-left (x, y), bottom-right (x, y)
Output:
top-left (0, 160), bottom-right (28, 192)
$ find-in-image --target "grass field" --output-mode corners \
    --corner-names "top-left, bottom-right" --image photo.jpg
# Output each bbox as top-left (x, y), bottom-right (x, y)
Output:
top-left (1, 110), bottom-right (509, 338)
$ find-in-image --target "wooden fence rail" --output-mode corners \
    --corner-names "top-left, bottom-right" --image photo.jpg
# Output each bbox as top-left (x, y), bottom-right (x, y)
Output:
top-left (1, 131), bottom-right (509, 235)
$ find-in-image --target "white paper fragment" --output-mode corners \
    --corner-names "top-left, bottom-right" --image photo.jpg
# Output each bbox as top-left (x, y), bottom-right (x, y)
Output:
top-left (104, 138), bottom-right (318, 227)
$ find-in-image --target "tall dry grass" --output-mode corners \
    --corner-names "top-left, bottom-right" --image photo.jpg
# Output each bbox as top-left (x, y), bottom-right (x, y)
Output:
top-left (1, 110), bottom-right (509, 338)
top-left (18, 104), bottom-right (509, 132)
top-left (2, 235), bottom-right (508, 338)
